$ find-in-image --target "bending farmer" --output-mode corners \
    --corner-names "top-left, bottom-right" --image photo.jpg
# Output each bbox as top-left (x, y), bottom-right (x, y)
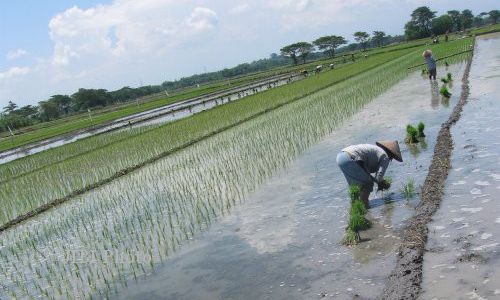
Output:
top-left (336, 141), bottom-right (403, 208)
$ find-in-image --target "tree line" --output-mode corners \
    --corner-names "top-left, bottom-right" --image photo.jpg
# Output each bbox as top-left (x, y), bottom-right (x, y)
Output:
top-left (404, 7), bottom-right (499, 39)
top-left (1, 6), bottom-right (499, 135)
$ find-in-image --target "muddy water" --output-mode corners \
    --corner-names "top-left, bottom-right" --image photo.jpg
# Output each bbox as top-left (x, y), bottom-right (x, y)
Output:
top-left (113, 64), bottom-right (466, 300)
top-left (421, 34), bottom-right (500, 299)
top-left (0, 74), bottom-right (300, 164)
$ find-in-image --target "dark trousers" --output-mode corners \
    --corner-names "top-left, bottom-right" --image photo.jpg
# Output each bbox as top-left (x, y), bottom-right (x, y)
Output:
top-left (428, 68), bottom-right (436, 80)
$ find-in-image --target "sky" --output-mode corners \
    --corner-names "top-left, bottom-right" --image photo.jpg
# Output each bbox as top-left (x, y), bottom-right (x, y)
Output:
top-left (0, 0), bottom-right (498, 107)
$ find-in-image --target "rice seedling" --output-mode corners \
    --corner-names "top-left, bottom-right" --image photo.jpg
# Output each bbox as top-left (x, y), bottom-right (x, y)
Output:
top-left (349, 212), bottom-right (371, 231)
top-left (440, 77), bottom-right (450, 84)
top-left (401, 178), bottom-right (415, 199)
top-left (406, 124), bottom-right (419, 143)
top-left (350, 199), bottom-right (367, 216)
top-left (417, 122), bottom-right (425, 138)
top-left (447, 72), bottom-right (452, 81)
top-left (440, 85), bottom-right (452, 98)
top-left (348, 184), bottom-right (361, 202)
top-left (341, 228), bottom-right (361, 245)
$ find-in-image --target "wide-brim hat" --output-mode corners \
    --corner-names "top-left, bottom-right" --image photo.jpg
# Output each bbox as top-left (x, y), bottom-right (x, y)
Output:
top-left (376, 140), bottom-right (403, 162)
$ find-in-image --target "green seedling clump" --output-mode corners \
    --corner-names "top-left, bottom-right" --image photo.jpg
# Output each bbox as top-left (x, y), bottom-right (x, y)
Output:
top-left (417, 122), bottom-right (425, 138)
top-left (341, 228), bottom-right (361, 246)
top-left (349, 212), bottom-right (371, 231)
top-left (349, 184), bottom-right (361, 202)
top-left (402, 178), bottom-right (415, 199)
top-left (441, 77), bottom-right (449, 84)
top-left (351, 200), bottom-right (367, 216)
top-left (406, 124), bottom-right (419, 143)
top-left (447, 72), bottom-right (452, 81)
top-left (421, 68), bottom-right (428, 75)
top-left (440, 85), bottom-right (452, 97)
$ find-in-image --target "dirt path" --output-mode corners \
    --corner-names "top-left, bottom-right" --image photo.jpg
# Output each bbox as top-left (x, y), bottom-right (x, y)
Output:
top-left (377, 49), bottom-right (474, 299)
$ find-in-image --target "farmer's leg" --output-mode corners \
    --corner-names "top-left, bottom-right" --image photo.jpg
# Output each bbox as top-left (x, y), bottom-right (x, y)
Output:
top-left (337, 152), bottom-right (373, 200)
top-left (360, 183), bottom-right (374, 208)
top-left (431, 69), bottom-right (437, 80)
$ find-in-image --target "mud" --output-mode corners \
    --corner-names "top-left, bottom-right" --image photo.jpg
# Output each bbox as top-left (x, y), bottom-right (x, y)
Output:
top-left (377, 48), bottom-right (474, 299)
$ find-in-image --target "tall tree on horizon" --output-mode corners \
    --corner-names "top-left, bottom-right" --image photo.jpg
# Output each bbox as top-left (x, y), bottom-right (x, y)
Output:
top-left (372, 31), bottom-right (387, 47)
top-left (313, 35), bottom-right (347, 58)
top-left (353, 31), bottom-right (370, 51)
top-left (447, 10), bottom-right (461, 31)
top-left (460, 9), bottom-right (474, 29)
top-left (490, 10), bottom-right (500, 24)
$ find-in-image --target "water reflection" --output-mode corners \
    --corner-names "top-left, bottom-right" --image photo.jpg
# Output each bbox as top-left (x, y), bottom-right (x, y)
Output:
top-left (431, 80), bottom-right (440, 109)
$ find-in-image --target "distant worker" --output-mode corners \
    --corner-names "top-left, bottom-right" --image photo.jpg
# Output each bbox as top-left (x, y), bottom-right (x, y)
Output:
top-left (336, 141), bottom-right (403, 208)
top-left (423, 49), bottom-right (437, 81)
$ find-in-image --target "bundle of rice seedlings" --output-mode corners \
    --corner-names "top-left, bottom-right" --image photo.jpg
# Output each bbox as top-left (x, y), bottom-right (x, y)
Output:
top-left (417, 122), bottom-right (425, 138)
top-left (402, 178), bottom-right (415, 199)
top-left (406, 124), bottom-right (419, 143)
top-left (440, 85), bottom-right (452, 97)
top-left (342, 228), bottom-right (360, 245)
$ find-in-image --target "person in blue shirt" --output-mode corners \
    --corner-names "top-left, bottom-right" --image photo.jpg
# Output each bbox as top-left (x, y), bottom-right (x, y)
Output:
top-left (423, 50), bottom-right (437, 80)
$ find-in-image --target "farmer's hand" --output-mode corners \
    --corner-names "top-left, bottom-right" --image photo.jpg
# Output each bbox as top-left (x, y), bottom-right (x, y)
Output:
top-left (377, 179), bottom-right (391, 191)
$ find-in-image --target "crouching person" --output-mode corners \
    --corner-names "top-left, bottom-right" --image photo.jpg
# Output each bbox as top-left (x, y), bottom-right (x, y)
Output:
top-left (336, 141), bottom-right (403, 208)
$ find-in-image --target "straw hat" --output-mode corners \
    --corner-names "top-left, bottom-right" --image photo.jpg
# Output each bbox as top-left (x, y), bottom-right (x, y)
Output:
top-left (376, 140), bottom-right (403, 162)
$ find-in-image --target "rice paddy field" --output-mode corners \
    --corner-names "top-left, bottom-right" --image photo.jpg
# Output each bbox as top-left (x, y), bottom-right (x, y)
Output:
top-left (1, 34), bottom-right (492, 299)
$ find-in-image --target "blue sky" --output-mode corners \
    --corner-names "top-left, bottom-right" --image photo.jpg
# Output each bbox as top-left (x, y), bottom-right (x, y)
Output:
top-left (1, 0), bottom-right (498, 106)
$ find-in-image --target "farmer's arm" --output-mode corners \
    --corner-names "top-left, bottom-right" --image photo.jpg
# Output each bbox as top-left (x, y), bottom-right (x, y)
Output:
top-left (374, 156), bottom-right (390, 183)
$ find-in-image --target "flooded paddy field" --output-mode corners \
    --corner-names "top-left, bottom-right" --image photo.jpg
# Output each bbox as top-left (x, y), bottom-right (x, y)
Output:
top-left (0, 73), bottom-right (302, 164)
top-left (111, 64), bottom-right (466, 299)
top-left (422, 33), bottom-right (500, 299)
top-left (0, 50), bottom-right (470, 299)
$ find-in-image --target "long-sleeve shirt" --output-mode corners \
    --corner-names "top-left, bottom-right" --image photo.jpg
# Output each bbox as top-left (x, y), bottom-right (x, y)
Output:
top-left (425, 56), bottom-right (436, 70)
top-left (342, 144), bottom-right (391, 183)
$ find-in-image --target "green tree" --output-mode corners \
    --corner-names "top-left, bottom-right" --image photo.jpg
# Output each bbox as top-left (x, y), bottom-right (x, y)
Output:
top-left (49, 95), bottom-right (73, 115)
top-left (410, 6), bottom-right (436, 37)
top-left (312, 35), bottom-right (347, 58)
top-left (3, 101), bottom-right (18, 114)
top-left (15, 105), bottom-right (38, 118)
top-left (447, 10), bottom-right (461, 31)
top-left (432, 15), bottom-right (453, 35)
top-left (38, 100), bottom-right (60, 121)
top-left (404, 21), bottom-right (421, 40)
top-left (371, 31), bottom-right (386, 47)
top-left (296, 42), bottom-right (314, 64)
top-left (461, 9), bottom-right (474, 29)
top-left (72, 88), bottom-right (112, 111)
top-left (280, 44), bottom-right (300, 65)
top-left (353, 31), bottom-right (370, 51)
top-left (490, 10), bottom-right (500, 24)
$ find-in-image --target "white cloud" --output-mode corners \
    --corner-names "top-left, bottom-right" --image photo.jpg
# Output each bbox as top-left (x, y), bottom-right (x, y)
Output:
top-left (7, 49), bottom-right (29, 60)
top-left (186, 7), bottom-right (218, 32)
top-left (229, 3), bottom-right (249, 14)
top-left (0, 66), bottom-right (31, 80)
